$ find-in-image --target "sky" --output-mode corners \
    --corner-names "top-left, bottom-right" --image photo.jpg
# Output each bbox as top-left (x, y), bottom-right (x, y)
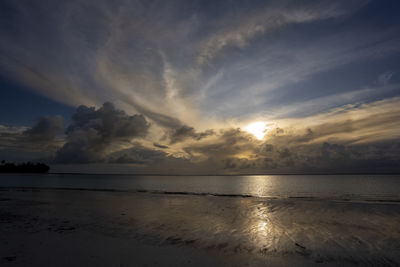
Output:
top-left (0, 0), bottom-right (399, 174)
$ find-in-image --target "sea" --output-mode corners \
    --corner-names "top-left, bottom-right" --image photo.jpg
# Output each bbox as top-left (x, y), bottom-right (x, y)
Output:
top-left (1, 173), bottom-right (399, 201)
top-left (2, 173), bottom-right (400, 265)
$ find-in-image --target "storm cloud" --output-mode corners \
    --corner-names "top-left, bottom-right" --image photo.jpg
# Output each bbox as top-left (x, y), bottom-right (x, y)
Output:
top-left (0, 116), bottom-right (64, 161)
top-left (174, 99), bottom-right (400, 174)
top-left (55, 102), bottom-right (150, 163)
top-left (22, 116), bottom-right (64, 143)
top-left (167, 125), bottom-right (215, 144)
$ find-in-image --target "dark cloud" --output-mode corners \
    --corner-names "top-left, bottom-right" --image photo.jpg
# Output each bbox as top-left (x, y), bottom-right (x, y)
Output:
top-left (22, 116), bottom-right (64, 142)
top-left (122, 98), bottom-right (183, 129)
top-left (1, 98), bottom-right (399, 174)
top-left (105, 143), bottom-right (201, 174)
top-left (68, 102), bottom-right (148, 138)
top-left (108, 143), bottom-right (168, 164)
top-left (167, 125), bottom-right (215, 144)
top-left (153, 143), bottom-right (169, 149)
top-left (184, 128), bottom-right (257, 158)
top-left (0, 116), bottom-right (65, 162)
top-left (206, 139), bottom-right (400, 174)
top-left (0, 116), bottom-right (64, 149)
top-left (179, 124), bottom-right (400, 174)
top-left (264, 144), bottom-right (274, 152)
top-left (55, 102), bottom-right (150, 163)
top-left (223, 157), bottom-right (256, 170)
top-left (279, 148), bottom-right (291, 159)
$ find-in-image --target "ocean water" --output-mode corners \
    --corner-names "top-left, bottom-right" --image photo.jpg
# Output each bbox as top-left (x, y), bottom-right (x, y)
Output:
top-left (1, 173), bottom-right (399, 200)
top-left (2, 174), bottom-right (400, 265)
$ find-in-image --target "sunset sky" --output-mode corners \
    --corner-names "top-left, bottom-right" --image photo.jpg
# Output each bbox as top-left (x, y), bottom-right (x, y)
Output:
top-left (0, 0), bottom-right (399, 174)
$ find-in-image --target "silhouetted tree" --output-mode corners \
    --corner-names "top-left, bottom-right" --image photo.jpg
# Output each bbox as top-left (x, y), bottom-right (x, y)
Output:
top-left (0, 161), bottom-right (50, 173)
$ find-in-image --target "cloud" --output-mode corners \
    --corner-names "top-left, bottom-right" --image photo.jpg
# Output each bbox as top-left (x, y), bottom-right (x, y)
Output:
top-left (167, 125), bottom-right (214, 144)
top-left (0, 116), bottom-right (65, 161)
top-left (0, 97), bottom-right (398, 174)
top-left (378, 71), bottom-right (395, 86)
top-left (184, 128), bottom-right (257, 158)
top-left (1, 0), bottom-right (388, 130)
top-left (108, 143), bottom-right (169, 164)
top-left (196, 0), bottom-right (369, 65)
top-left (0, 0), bottom-right (399, 174)
top-left (153, 143), bottom-right (169, 149)
top-left (55, 102), bottom-right (150, 163)
top-left (173, 98), bottom-right (400, 174)
top-left (22, 116), bottom-right (64, 142)
top-left (0, 116), bottom-right (64, 149)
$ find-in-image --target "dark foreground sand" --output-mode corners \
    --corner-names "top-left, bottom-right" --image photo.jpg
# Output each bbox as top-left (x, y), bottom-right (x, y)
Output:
top-left (1, 188), bottom-right (399, 266)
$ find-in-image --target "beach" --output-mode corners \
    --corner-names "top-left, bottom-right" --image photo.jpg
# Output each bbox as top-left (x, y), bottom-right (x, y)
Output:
top-left (1, 187), bottom-right (399, 266)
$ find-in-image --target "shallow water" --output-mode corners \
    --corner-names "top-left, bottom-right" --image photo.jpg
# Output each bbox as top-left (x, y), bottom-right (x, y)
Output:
top-left (1, 189), bottom-right (399, 266)
top-left (1, 173), bottom-right (399, 200)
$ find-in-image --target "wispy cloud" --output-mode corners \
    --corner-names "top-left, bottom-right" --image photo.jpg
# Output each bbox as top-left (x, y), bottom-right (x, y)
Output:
top-left (0, 0), bottom-right (387, 128)
top-left (0, 0), bottom-right (399, 173)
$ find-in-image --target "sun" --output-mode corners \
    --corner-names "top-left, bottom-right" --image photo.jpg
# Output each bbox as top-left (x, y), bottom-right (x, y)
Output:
top-left (245, 121), bottom-right (269, 140)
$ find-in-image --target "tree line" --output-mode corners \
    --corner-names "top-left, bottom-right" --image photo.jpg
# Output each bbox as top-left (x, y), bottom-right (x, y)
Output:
top-left (0, 160), bottom-right (50, 173)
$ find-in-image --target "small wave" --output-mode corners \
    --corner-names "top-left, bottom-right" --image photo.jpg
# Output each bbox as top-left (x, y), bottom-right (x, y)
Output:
top-left (1, 186), bottom-right (400, 203)
top-left (0, 186), bottom-right (254, 198)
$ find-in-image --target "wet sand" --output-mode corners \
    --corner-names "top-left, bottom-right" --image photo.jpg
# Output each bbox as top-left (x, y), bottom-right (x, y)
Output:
top-left (1, 188), bottom-right (399, 266)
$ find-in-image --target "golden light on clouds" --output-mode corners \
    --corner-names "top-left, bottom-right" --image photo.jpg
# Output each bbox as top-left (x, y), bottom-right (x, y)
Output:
top-left (245, 121), bottom-right (269, 140)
